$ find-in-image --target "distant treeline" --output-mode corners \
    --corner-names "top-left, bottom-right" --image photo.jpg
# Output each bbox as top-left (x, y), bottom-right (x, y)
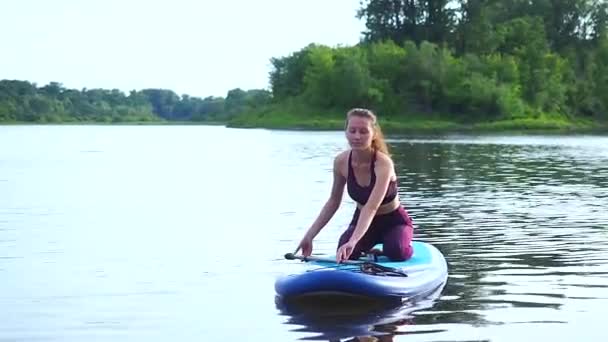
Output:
top-left (0, 80), bottom-right (271, 123)
top-left (2, 0), bottom-right (608, 124)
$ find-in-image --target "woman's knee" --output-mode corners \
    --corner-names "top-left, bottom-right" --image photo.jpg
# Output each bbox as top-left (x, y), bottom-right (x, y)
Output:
top-left (382, 225), bottom-right (413, 261)
top-left (383, 244), bottom-right (413, 261)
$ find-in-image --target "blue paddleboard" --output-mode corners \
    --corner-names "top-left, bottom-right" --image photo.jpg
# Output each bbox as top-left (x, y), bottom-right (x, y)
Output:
top-left (275, 241), bottom-right (448, 300)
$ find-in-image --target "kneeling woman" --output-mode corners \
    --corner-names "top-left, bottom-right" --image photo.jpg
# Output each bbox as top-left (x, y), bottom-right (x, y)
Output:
top-left (295, 108), bottom-right (414, 263)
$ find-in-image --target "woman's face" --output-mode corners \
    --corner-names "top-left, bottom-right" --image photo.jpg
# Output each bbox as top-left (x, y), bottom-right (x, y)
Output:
top-left (346, 116), bottom-right (374, 150)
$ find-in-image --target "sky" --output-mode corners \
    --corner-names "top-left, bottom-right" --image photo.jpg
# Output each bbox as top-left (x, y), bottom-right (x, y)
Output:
top-left (1, 0), bottom-right (366, 98)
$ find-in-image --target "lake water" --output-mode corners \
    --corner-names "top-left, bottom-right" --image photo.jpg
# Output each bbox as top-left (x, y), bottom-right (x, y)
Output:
top-left (1, 125), bottom-right (607, 341)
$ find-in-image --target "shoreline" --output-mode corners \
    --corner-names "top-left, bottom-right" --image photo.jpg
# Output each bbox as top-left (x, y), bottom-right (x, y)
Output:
top-left (225, 113), bottom-right (608, 135)
top-left (0, 120), bottom-right (226, 126)
top-left (2, 117), bottom-right (606, 135)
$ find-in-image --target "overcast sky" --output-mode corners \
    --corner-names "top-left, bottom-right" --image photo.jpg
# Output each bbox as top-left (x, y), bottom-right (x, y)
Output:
top-left (0, 0), bottom-right (366, 98)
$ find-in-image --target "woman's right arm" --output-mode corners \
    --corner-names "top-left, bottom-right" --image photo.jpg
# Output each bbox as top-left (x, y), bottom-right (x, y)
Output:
top-left (299, 154), bottom-right (346, 243)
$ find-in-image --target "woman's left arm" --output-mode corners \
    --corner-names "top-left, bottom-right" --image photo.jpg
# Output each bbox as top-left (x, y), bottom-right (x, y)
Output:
top-left (336, 157), bottom-right (394, 262)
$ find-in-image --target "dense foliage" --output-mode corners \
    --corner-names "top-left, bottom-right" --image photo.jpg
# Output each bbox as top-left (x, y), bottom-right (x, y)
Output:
top-left (269, 0), bottom-right (608, 121)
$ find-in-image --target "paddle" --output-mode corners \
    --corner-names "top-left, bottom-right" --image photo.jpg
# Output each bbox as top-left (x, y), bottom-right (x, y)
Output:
top-left (285, 252), bottom-right (368, 265)
top-left (283, 253), bottom-right (408, 277)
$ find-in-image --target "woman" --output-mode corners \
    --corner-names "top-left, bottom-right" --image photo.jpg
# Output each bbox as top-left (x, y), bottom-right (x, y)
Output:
top-left (294, 108), bottom-right (414, 263)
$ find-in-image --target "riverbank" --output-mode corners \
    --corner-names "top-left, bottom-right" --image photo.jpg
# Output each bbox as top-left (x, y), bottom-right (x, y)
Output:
top-left (0, 120), bottom-right (227, 126)
top-left (2, 111), bottom-right (606, 134)
top-left (226, 108), bottom-right (607, 134)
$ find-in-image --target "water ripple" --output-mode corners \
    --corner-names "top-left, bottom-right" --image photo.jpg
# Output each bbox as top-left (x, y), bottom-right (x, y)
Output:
top-left (2, 128), bottom-right (608, 342)
top-left (378, 136), bottom-right (608, 340)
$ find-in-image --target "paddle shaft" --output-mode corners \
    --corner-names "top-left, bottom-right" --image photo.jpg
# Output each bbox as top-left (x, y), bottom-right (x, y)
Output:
top-left (283, 252), bottom-right (408, 277)
top-left (285, 253), bottom-right (369, 265)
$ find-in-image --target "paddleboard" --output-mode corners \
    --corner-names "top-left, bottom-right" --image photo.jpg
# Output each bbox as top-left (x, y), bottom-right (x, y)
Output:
top-left (275, 241), bottom-right (448, 301)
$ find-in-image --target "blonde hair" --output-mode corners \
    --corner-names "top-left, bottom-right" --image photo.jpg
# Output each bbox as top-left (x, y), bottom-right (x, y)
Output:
top-left (345, 108), bottom-right (389, 155)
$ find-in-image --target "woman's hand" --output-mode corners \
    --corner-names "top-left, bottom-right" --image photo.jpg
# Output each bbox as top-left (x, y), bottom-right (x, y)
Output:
top-left (295, 235), bottom-right (313, 257)
top-left (336, 240), bottom-right (357, 263)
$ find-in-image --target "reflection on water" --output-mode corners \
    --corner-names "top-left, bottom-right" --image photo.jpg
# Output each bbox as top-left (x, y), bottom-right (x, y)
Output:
top-left (276, 283), bottom-right (446, 341)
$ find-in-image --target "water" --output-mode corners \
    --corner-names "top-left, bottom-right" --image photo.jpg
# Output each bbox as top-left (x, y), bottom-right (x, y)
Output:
top-left (1, 125), bottom-right (607, 341)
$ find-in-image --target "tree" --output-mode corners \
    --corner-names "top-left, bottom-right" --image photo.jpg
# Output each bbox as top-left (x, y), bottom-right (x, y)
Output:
top-left (357, 0), bottom-right (456, 45)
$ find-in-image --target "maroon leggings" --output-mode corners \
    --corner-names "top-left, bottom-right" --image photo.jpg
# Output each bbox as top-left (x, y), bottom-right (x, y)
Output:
top-left (337, 206), bottom-right (414, 261)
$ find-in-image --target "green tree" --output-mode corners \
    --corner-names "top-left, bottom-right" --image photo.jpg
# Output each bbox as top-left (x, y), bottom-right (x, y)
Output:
top-left (357, 0), bottom-right (456, 45)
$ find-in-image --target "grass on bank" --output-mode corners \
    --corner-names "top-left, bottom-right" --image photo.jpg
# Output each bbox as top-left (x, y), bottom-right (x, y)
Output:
top-left (2, 102), bottom-right (605, 133)
top-left (0, 119), bottom-right (227, 126)
top-left (227, 102), bottom-right (462, 132)
top-left (471, 116), bottom-right (596, 131)
top-left (227, 103), bottom-right (606, 134)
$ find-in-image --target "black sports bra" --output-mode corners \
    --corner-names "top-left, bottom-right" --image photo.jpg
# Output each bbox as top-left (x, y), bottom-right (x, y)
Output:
top-left (346, 150), bottom-right (398, 205)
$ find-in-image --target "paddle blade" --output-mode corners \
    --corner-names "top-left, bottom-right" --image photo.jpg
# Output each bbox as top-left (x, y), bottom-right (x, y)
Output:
top-left (284, 253), bottom-right (296, 260)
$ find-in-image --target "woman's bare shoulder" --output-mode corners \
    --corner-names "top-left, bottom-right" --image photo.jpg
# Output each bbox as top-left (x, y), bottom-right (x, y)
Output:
top-left (333, 150), bottom-right (350, 175)
top-left (334, 150), bottom-right (350, 163)
top-left (375, 151), bottom-right (394, 168)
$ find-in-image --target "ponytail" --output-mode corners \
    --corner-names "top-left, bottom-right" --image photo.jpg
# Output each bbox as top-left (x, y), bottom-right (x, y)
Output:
top-left (372, 125), bottom-right (389, 155)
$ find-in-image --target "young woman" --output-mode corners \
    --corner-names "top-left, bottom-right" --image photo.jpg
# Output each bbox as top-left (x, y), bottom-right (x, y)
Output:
top-left (294, 108), bottom-right (414, 263)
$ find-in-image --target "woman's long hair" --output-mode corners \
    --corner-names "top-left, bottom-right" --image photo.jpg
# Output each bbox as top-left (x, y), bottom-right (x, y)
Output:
top-left (346, 108), bottom-right (389, 155)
